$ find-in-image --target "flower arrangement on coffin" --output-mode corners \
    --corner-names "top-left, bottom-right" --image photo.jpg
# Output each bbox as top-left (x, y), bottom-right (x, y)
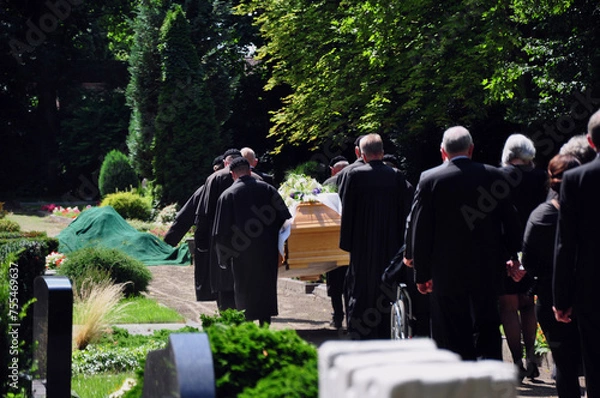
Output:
top-left (278, 173), bottom-right (336, 208)
top-left (277, 173), bottom-right (347, 280)
top-left (45, 251), bottom-right (67, 270)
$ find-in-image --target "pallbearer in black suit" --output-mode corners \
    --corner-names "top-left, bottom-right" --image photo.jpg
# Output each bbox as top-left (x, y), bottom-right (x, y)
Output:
top-left (198, 149), bottom-right (263, 310)
top-left (241, 147), bottom-right (275, 186)
top-left (339, 133), bottom-right (412, 339)
top-left (554, 109), bottom-right (600, 398)
top-left (322, 155), bottom-right (350, 330)
top-left (411, 126), bottom-right (521, 360)
top-left (164, 156), bottom-right (225, 301)
top-left (212, 157), bottom-right (291, 325)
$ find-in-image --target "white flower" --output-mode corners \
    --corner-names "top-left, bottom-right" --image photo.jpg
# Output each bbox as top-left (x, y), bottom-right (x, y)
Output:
top-left (277, 173), bottom-right (335, 207)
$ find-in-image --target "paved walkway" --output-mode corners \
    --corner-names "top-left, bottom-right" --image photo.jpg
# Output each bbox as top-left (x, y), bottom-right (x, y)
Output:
top-left (142, 265), bottom-right (571, 398)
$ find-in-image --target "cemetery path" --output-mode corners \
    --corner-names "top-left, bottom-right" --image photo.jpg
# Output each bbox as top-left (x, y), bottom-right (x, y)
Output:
top-left (146, 265), bottom-right (566, 398)
top-left (145, 265), bottom-right (341, 344)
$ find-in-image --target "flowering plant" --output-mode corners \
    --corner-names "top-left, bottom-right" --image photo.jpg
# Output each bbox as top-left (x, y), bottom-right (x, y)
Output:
top-left (45, 251), bottom-right (67, 270)
top-left (41, 204), bottom-right (92, 219)
top-left (278, 173), bottom-right (335, 208)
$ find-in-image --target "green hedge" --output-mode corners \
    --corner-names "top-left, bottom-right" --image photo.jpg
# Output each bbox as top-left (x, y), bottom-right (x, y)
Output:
top-left (58, 246), bottom-right (152, 296)
top-left (0, 235), bottom-right (59, 395)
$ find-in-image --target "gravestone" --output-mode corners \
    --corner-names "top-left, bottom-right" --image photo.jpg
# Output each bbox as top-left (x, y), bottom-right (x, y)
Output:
top-left (32, 276), bottom-right (73, 398)
top-left (143, 333), bottom-right (216, 398)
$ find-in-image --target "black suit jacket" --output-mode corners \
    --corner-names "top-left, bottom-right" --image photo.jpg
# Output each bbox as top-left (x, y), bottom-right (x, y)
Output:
top-left (554, 154), bottom-right (600, 313)
top-left (411, 158), bottom-right (521, 295)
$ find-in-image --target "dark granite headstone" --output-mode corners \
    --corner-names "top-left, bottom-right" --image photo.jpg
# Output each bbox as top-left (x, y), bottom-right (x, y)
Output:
top-left (142, 333), bottom-right (216, 398)
top-left (32, 276), bottom-right (73, 398)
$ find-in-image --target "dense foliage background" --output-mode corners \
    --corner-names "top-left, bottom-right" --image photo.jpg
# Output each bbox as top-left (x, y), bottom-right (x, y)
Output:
top-left (1, 0), bottom-right (598, 201)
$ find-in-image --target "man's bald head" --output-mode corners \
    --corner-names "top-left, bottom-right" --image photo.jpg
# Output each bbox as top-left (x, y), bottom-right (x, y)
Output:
top-left (241, 147), bottom-right (258, 167)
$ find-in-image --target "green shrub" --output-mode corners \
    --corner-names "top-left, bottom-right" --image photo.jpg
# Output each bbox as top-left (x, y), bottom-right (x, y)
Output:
top-left (74, 326), bottom-right (199, 376)
top-left (0, 231), bottom-right (46, 240)
top-left (72, 341), bottom-right (164, 375)
top-left (200, 308), bottom-right (247, 329)
top-left (101, 192), bottom-right (152, 221)
top-left (99, 326), bottom-right (199, 348)
top-left (238, 358), bottom-right (318, 398)
top-left (203, 311), bottom-right (318, 397)
top-left (0, 219), bottom-right (20, 233)
top-left (98, 150), bottom-right (139, 197)
top-left (154, 203), bottom-right (178, 224)
top-left (58, 246), bottom-right (152, 296)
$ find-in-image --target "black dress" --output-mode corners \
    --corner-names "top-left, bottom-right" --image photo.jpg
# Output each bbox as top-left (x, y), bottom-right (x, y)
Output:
top-left (500, 164), bottom-right (547, 295)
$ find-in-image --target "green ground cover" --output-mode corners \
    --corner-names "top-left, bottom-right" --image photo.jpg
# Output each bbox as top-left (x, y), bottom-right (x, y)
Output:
top-left (118, 296), bottom-right (185, 324)
top-left (72, 373), bottom-right (135, 398)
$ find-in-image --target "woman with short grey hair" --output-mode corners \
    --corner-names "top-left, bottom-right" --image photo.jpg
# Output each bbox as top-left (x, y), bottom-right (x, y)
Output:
top-left (498, 133), bottom-right (548, 380)
top-left (501, 133), bottom-right (537, 167)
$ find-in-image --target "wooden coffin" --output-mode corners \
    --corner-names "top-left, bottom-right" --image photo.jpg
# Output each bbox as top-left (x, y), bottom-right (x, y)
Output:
top-left (279, 202), bottom-right (349, 281)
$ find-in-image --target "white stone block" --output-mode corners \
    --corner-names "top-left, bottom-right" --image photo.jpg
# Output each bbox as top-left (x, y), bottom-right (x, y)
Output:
top-left (318, 339), bottom-right (437, 398)
top-left (348, 361), bottom-right (517, 398)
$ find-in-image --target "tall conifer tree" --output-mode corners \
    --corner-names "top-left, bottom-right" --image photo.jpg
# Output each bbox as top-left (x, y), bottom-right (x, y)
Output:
top-left (153, 4), bottom-right (221, 205)
top-left (126, 0), bottom-right (166, 179)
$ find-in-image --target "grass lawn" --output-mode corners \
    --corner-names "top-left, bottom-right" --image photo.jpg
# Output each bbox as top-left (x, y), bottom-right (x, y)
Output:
top-left (6, 213), bottom-right (71, 237)
top-left (72, 373), bottom-right (135, 398)
top-left (118, 296), bottom-right (185, 324)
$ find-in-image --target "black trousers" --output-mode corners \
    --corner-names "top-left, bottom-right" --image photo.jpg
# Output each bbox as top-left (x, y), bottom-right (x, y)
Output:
top-left (326, 266), bottom-right (347, 322)
top-left (430, 290), bottom-right (502, 361)
top-left (194, 250), bottom-right (217, 301)
top-left (536, 294), bottom-right (582, 398)
top-left (217, 290), bottom-right (236, 311)
top-left (578, 309), bottom-right (600, 398)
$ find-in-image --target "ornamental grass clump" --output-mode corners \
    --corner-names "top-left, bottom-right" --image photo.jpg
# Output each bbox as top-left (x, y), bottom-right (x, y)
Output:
top-left (73, 276), bottom-right (129, 350)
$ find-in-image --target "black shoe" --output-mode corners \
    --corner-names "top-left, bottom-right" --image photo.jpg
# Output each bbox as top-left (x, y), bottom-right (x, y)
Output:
top-left (517, 365), bottom-right (527, 382)
top-left (330, 318), bottom-right (343, 329)
top-left (526, 362), bottom-right (540, 380)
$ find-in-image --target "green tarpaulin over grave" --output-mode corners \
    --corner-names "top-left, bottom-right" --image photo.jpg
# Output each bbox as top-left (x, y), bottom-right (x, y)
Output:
top-left (57, 206), bottom-right (191, 266)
